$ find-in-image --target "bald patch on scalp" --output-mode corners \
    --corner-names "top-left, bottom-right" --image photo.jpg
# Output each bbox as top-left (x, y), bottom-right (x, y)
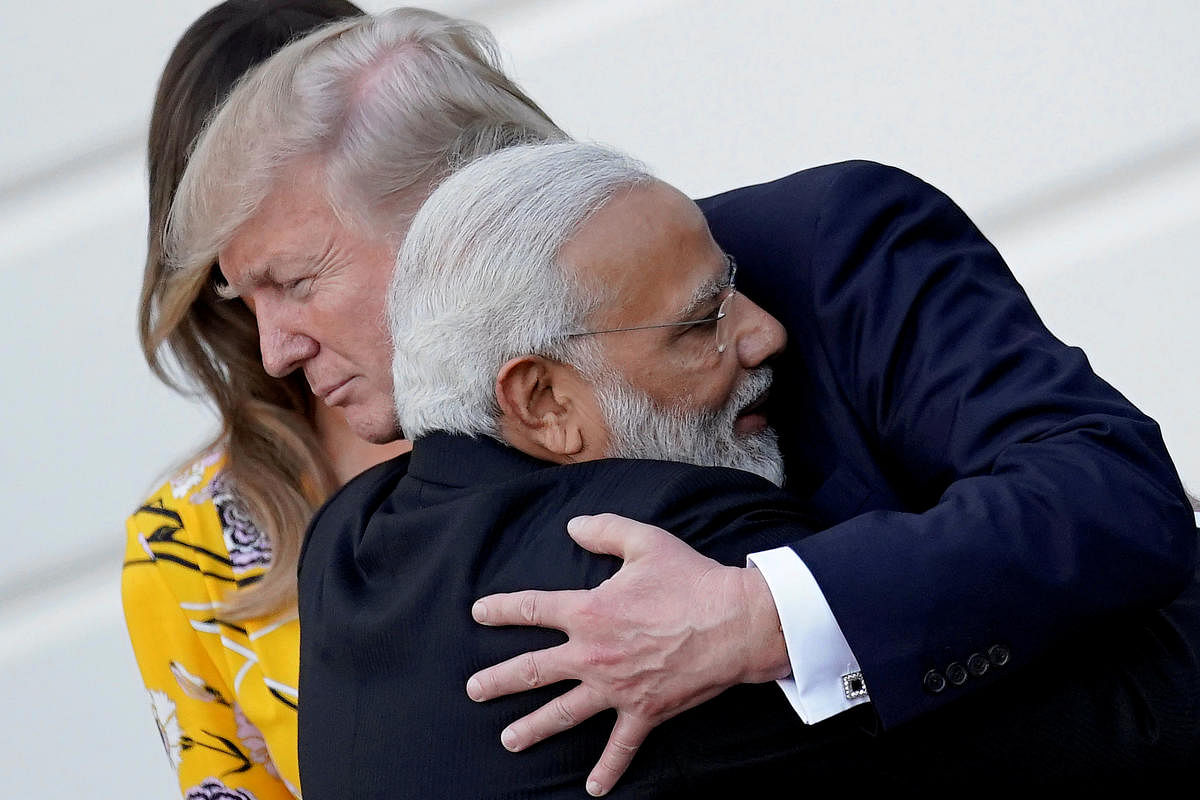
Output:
top-left (559, 180), bottom-right (721, 332)
top-left (336, 40), bottom-right (427, 144)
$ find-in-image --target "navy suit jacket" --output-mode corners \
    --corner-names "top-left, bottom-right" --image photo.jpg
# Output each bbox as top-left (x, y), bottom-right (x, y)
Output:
top-left (696, 161), bottom-right (1196, 725)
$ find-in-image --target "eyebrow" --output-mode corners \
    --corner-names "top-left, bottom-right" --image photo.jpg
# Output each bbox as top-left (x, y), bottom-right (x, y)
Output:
top-left (675, 260), bottom-right (729, 321)
top-left (214, 262), bottom-right (272, 301)
top-left (216, 250), bottom-right (325, 300)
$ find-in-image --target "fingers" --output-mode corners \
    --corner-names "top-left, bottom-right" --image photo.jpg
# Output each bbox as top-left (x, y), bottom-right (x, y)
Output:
top-left (486, 686), bottom-right (652, 798)
top-left (466, 644), bottom-right (573, 702)
top-left (472, 588), bottom-right (588, 629)
top-left (585, 715), bottom-right (651, 797)
top-left (494, 683), bottom-right (609, 752)
top-left (566, 513), bottom-right (670, 559)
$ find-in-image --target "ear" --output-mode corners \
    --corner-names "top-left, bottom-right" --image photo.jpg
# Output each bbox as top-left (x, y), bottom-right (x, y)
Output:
top-left (495, 356), bottom-right (586, 460)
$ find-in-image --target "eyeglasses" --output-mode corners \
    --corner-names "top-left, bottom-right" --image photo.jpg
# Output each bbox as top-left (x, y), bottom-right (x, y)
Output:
top-left (565, 254), bottom-right (738, 355)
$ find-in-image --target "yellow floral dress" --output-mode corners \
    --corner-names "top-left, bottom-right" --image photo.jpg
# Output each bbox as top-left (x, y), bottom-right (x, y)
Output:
top-left (123, 452), bottom-right (301, 799)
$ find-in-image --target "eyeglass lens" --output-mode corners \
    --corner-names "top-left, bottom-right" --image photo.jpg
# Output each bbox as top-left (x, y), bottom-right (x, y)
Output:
top-left (715, 289), bottom-right (736, 353)
top-left (714, 256), bottom-right (737, 354)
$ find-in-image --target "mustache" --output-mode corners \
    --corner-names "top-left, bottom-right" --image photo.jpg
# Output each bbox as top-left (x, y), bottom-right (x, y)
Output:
top-left (723, 367), bottom-right (773, 422)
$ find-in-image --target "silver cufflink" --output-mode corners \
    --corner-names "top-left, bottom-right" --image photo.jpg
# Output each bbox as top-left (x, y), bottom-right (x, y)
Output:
top-left (842, 671), bottom-right (868, 700)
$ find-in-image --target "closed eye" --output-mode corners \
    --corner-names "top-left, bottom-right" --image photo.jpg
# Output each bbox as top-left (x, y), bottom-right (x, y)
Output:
top-left (284, 275), bottom-right (316, 296)
top-left (668, 308), bottom-right (722, 341)
top-left (689, 288), bottom-right (734, 327)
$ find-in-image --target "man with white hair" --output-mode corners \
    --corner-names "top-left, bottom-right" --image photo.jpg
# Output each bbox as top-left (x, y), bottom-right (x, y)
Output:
top-left (299, 142), bottom-right (1200, 796)
top-left (168, 9), bottom-right (1198, 795)
top-left (299, 141), bottom-right (826, 797)
top-left (387, 144), bottom-right (786, 489)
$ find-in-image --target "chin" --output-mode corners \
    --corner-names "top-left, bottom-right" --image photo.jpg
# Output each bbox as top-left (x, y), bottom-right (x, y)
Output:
top-left (347, 408), bottom-right (404, 445)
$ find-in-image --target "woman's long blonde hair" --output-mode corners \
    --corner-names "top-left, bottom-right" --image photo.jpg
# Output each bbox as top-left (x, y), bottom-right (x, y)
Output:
top-left (144, 6), bottom-right (562, 619)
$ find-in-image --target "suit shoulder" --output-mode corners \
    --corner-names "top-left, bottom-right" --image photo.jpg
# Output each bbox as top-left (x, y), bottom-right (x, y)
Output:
top-left (300, 452), bottom-right (412, 570)
top-left (698, 160), bottom-right (933, 210)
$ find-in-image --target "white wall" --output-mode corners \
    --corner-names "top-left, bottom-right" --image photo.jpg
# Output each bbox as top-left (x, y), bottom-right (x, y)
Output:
top-left (1, 1), bottom-right (1196, 795)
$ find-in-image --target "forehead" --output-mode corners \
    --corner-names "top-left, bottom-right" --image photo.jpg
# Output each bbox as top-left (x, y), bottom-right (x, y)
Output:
top-left (217, 168), bottom-right (332, 282)
top-left (561, 180), bottom-right (721, 321)
top-left (218, 162), bottom-right (398, 291)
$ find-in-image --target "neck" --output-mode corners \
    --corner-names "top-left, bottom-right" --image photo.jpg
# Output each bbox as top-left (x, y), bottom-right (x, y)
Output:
top-left (312, 402), bottom-right (411, 485)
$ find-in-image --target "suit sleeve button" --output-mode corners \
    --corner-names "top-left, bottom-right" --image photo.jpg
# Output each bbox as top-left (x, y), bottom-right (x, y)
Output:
top-left (988, 644), bottom-right (1011, 667)
top-left (967, 652), bottom-right (990, 677)
top-left (945, 662), bottom-right (968, 686)
top-left (923, 669), bottom-right (947, 694)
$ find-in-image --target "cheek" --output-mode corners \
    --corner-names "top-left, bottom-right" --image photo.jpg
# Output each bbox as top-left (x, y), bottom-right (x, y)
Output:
top-left (658, 366), bottom-right (735, 412)
top-left (311, 284), bottom-right (388, 343)
top-left (355, 308), bottom-right (396, 384)
top-left (354, 281), bottom-right (391, 336)
top-left (630, 353), bottom-right (717, 403)
top-left (368, 330), bottom-right (394, 377)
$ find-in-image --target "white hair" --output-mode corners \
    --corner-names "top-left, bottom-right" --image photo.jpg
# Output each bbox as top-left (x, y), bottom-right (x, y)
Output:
top-left (166, 7), bottom-right (564, 282)
top-left (390, 142), bottom-right (653, 439)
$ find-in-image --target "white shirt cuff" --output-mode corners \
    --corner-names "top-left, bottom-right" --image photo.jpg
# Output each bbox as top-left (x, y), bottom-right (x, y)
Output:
top-left (747, 546), bottom-right (869, 723)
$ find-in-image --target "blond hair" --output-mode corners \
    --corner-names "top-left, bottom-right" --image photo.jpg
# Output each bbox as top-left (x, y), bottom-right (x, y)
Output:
top-left (147, 7), bottom-right (564, 618)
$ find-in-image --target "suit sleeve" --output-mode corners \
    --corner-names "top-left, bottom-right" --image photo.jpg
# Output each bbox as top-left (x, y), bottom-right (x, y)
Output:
top-left (774, 162), bottom-right (1196, 726)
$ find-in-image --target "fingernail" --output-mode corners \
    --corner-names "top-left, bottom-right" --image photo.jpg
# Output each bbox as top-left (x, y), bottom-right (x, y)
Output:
top-left (586, 780), bottom-right (604, 796)
top-left (501, 727), bottom-right (519, 751)
top-left (472, 600), bottom-right (487, 622)
top-left (567, 515), bottom-right (592, 534)
top-left (466, 677), bottom-right (483, 701)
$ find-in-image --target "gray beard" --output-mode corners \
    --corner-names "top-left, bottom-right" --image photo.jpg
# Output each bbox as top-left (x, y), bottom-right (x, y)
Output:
top-left (593, 366), bottom-right (785, 487)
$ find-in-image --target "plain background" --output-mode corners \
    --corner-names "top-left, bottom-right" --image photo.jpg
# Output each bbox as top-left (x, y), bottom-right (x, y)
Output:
top-left (0, 1), bottom-right (1197, 795)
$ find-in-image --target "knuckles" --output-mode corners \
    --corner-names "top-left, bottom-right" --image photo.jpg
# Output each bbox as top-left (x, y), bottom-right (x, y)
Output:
top-left (550, 696), bottom-right (578, 727)
top-left (517, 652), bottom-right (543, 688)
top-left (581, 644), bottom-right (625, 669)
top-left (518, 593), bottom-right (541, 625)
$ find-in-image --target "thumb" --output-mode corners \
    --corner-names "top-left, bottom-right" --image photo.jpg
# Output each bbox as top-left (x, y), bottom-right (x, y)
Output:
top-left (566, 513), bottom-right (664, 559)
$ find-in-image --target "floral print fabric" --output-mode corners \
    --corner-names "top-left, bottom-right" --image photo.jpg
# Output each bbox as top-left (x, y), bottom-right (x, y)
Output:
top-left (199, 472), bottom-right (273, 575)
top-left (123, 453), bottom-right (301, 799)
top-left (185, 778), bottom-right (260, 800)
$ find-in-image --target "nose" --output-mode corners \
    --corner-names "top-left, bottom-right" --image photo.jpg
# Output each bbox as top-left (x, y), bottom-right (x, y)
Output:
top-left (255, 298), bottom-right (319, 378)
top-left (730, 294), bottom-right (787, 368)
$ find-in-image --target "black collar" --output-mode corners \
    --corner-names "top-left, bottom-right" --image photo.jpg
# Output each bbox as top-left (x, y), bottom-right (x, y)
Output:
top-left (408, 432), bottom-right (555, 489)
